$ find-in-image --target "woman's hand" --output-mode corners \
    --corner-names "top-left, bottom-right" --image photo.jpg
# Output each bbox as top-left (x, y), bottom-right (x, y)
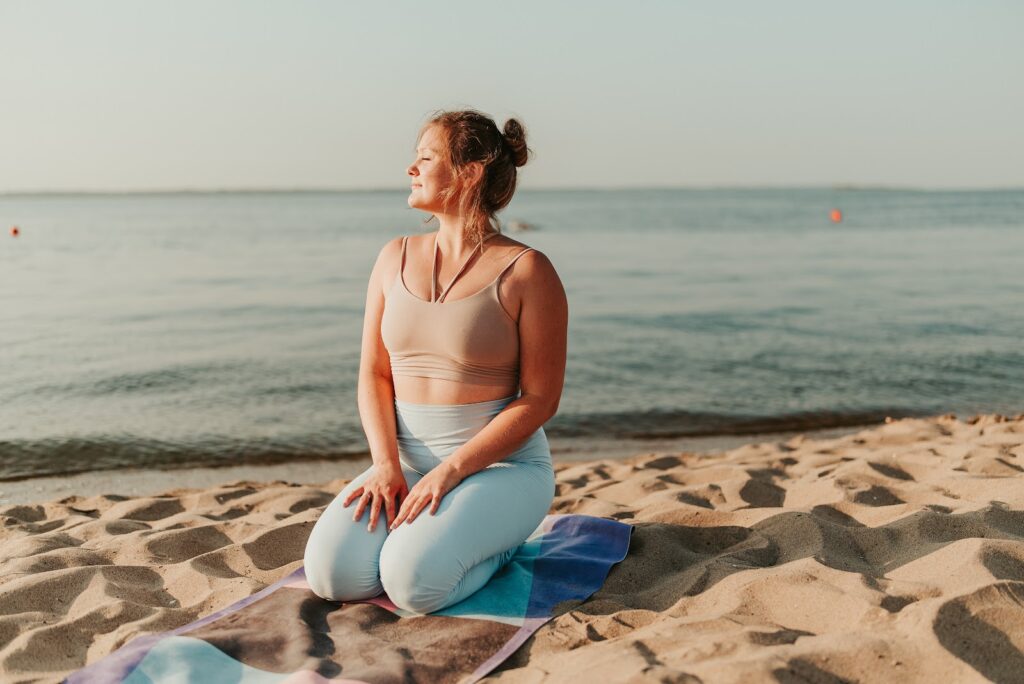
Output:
top-left (343, 462), bottom-right (409, 533)
top-left (389, 462), bottom-right (464, 530)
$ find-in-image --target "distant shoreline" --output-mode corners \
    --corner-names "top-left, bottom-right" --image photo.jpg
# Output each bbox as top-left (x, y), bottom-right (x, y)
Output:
top-left (0, 408), bottom-right (935, 484)
top-left (0, 422), bottom-right (885, 506)
top-left (4, 185), bottom-right (1023, 197)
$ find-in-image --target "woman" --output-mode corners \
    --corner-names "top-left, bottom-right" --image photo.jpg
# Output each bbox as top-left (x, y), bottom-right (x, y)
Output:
top-left (303, 110), bottom-right (568, 615)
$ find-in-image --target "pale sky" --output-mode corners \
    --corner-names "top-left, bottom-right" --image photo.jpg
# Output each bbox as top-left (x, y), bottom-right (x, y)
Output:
top-left (1, 1), bottom-right (1021, 192)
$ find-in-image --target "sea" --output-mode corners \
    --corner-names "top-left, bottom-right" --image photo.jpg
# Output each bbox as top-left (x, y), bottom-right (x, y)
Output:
top-left (1, 188), bottom-right (1022, 481)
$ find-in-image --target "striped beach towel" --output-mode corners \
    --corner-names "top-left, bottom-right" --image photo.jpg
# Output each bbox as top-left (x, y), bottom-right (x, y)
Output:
top-left (66, 514), bottom-right (633, 683)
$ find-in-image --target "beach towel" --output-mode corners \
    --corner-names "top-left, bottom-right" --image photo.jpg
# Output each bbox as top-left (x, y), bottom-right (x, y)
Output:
top-left (66, 514), bottom-right (633, 684)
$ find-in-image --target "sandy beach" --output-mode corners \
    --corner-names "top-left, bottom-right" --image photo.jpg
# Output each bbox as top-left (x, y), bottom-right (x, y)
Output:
top-left (2, 412), bottom-right (1023, 683)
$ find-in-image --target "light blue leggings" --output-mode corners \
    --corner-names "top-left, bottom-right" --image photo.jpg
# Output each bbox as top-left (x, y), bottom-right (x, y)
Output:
top-left (303, 394), bottom-right (555, 615)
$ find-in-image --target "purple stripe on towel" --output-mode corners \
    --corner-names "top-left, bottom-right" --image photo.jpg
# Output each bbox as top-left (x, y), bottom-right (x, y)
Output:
top-left (64, 568), bottom-right (307, 683)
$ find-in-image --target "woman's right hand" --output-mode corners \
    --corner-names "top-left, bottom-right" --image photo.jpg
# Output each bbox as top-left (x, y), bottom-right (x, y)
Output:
top-left (343, 463), bottom-right (409, 533)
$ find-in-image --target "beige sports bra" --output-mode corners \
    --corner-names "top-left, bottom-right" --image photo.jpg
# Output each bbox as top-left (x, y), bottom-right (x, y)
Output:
top-left (380, 233), bottom-right (534, 386)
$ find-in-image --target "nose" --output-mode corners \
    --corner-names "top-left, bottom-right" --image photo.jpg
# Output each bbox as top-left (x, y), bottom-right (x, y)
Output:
top-left (407, 163), bottom-right (418, 177)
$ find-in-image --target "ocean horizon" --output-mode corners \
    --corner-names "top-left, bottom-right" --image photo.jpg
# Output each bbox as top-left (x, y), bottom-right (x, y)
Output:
top-left (4, 185), bottom-right (1024, 196)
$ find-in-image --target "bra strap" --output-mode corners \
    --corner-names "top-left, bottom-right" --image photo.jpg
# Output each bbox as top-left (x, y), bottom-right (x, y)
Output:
top-left (494, 247), bottom-right (535, 284)
top-left (398, 236), bottom-right (409, 284)
top-left (430, 234), bottom-right (438, 303)
top-left (434, 232), bottom-right (498, 303)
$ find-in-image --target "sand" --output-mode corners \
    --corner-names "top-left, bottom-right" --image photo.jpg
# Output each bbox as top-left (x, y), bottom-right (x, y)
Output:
top-left (2, 413), bottom-right (1023, 683)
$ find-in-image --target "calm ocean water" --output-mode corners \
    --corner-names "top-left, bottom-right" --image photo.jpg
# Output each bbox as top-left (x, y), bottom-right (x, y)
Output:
top-left (1, 188), bottom-right (1022, 480)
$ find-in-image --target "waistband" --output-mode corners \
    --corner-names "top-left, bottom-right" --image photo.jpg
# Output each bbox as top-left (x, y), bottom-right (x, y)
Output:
top-left (394, 392), bottom-right (519, 416)
top-left (392, 392), bottom-right (549, 472)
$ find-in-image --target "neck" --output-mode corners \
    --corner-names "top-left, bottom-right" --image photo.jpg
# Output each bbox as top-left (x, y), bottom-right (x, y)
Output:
top-left (434, 213), bottom-right (495, 257)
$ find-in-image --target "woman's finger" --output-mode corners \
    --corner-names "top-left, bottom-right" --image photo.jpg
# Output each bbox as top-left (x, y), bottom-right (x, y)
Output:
top-left (389, 501), bottom-right (405, 528)
top-left (406, 495), bottom-right (431, 524)
top-left (391, 495), bottom-right (417, 530)
top-left (383, 492), bottom-right (397, 528)
top-left (352, 490), bottom-right (371, 522)
top-left (342, 486), bottom-right (364, 508)
top-left (368, 494), bottom-right (383, 532)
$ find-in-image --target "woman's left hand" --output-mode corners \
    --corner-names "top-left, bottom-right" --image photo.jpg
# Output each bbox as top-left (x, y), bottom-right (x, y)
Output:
top-left (389, 462), bottom-right (464, 530)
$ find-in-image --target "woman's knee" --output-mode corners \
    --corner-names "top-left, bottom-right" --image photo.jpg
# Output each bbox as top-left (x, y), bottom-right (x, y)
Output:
top-left (303, 498), bottom-right (386, 602)
top-left (378, 539), bottom-right (454, 614)
top-left (305, 564), bottom-right (382, 603)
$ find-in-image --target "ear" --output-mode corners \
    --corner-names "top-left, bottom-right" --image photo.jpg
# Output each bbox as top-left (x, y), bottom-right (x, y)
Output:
top-left (464, 161), bottom-right (485, 186)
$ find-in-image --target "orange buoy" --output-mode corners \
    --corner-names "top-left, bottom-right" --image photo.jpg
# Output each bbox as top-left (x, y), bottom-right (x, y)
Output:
top-left (9, 226), bottom-right (19, 237)
top-left (829, 208), bottom-right (842, 223)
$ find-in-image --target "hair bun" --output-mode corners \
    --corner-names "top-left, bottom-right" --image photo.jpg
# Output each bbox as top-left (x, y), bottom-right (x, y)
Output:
top-left (502, 119), bottom-right (530, 168)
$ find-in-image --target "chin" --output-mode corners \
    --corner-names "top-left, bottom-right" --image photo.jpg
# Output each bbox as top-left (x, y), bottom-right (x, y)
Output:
top-left (408, 198), bottom-right (437, 213)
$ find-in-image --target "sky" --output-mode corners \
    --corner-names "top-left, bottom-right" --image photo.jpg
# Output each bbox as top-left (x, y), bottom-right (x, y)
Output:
top-left (1, 1), bottom-right (1021, 192)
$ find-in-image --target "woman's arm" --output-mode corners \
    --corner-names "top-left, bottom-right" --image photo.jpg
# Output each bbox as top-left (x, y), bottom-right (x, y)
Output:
top-left (356, 237), bottom-right (403, 470)
top-left (447, 249), bottom-right (567, 476)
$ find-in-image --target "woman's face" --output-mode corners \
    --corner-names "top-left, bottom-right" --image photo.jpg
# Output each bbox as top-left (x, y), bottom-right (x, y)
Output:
top-left (407, 126), bottom-right (453, 213)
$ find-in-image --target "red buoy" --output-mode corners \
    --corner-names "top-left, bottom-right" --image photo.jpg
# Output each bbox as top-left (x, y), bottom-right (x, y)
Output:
top-left (9, 226), bottom-right (19, 237)
top-left (829, 209), bottom-right (842, 223)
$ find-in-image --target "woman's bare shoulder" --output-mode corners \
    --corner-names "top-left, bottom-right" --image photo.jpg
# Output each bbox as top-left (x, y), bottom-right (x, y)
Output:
top-left (498, 236), bottom-right (552, 267)
top-left (502, 243), bottom-right (561, 298)
top-left (517, 248), bottom-right (558, 280)
top-left (370, 235), bottom-right (399, 265)
top-left (491, 235), bottom-right (541, 260)
top-left (369, 235), bottom-right (407, 287)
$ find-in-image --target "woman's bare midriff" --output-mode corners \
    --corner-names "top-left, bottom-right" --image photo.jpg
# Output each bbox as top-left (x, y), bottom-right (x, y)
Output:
top-left (392, 376), bottom-right (519, 406)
